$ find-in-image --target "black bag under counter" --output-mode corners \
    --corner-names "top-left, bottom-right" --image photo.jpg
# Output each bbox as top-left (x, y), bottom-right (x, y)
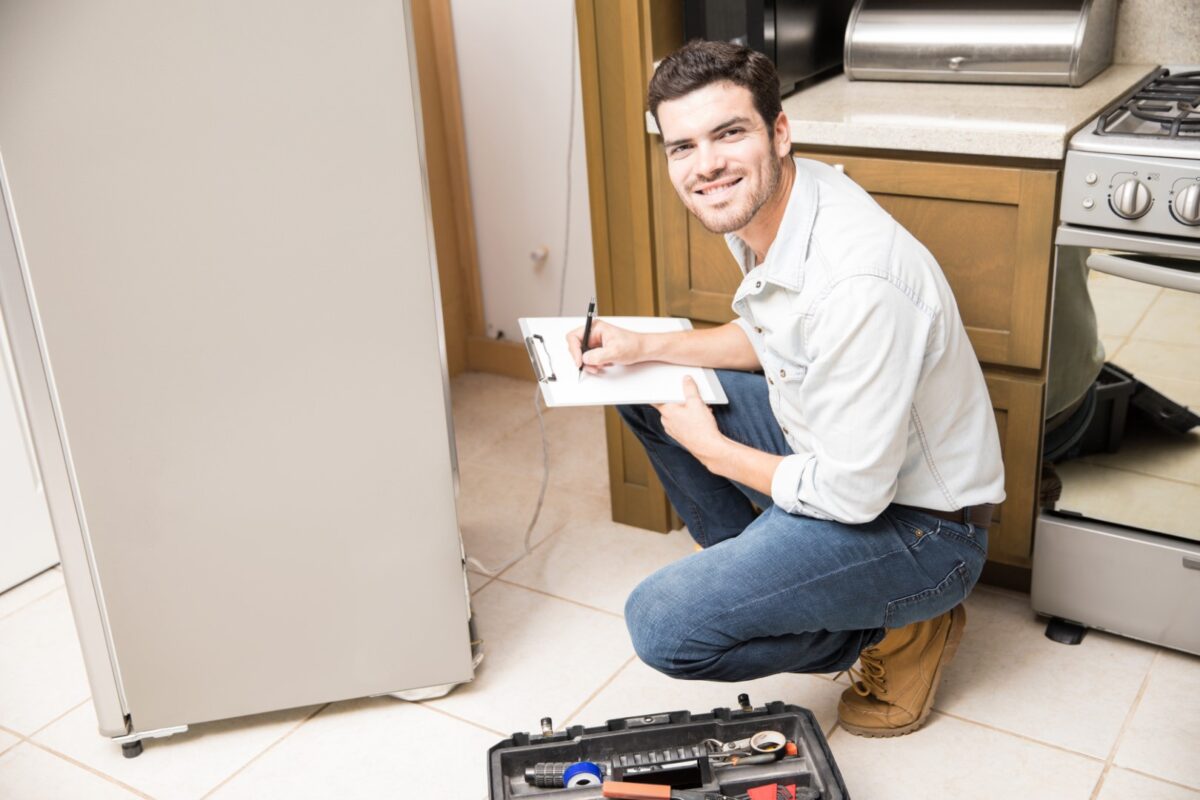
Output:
top-left (488, 700), bottom-right (849, 799)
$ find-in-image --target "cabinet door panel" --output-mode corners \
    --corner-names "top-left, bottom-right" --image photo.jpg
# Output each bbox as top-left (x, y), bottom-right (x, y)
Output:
top-left (982, 371), bottom-right (1045, 567)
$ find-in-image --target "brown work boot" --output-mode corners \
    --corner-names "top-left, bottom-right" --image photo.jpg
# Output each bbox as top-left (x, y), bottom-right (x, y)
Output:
top-left (837, 604), bottom-right (966, 737)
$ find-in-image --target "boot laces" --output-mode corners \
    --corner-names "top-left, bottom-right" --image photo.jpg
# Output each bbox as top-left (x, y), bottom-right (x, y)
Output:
top-left (849, 647), bottom-right (887, 697)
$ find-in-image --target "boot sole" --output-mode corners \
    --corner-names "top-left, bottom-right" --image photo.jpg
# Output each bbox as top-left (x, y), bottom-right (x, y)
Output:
top-left (839, 604), bottom-right (967, 738)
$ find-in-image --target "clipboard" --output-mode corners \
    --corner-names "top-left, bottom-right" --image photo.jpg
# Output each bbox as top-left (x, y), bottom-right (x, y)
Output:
top-left (517, 316), bottom-right (729, 407)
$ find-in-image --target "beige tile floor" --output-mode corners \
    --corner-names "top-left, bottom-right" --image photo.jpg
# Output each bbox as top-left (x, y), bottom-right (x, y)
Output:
top-left (2, 371), bottom-right (1199, 799)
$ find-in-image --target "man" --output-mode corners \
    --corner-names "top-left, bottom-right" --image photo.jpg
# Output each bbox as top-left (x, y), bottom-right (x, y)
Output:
top-left (568, 41), bottom-right (1005, 738)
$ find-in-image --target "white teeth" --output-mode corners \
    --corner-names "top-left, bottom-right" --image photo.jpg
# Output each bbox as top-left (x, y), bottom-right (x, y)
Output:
top-left (699, 178), bottom-right (739, 196)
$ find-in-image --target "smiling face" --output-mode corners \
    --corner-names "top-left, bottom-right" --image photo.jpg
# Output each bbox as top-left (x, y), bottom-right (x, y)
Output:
top-left (657, 81), bottom-right (790, 235)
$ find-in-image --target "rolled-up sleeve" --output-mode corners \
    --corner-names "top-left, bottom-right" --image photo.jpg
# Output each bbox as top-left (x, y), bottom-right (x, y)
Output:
top-left (770, 276), bottom-right (935, 524)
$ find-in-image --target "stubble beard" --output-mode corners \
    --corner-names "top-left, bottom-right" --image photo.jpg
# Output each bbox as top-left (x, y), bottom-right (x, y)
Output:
top-left (684, 152), bottom-right (783, 235)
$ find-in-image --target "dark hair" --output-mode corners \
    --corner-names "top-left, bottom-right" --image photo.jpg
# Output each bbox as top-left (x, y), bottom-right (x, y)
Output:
top-left (648, 40), bottom-right (782, 135)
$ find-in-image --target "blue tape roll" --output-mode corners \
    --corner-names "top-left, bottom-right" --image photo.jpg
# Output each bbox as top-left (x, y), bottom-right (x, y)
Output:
top-left (562, 761), bottom-right (603, 788)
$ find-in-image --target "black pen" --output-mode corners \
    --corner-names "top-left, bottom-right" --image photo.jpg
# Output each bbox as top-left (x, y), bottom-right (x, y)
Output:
top-left (578, 296), bottom-right (596, 379)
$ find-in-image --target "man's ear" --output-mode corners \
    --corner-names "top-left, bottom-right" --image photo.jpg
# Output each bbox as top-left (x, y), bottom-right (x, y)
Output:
top-left (773, 111), bottom-right (790, 158)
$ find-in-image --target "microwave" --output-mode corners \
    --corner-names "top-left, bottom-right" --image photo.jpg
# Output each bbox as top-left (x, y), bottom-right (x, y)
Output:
top-left (683, 0), bottom-right (856, 96)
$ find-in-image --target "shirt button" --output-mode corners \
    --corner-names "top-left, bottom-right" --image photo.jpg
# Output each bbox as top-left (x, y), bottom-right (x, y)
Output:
top-left (779, 368), bottom-right (786, 378)
top-left (782, 426), bottom-right (789, 435)
top-left (754, 326), bottom-right (763, 334)
top-left (754, 280), bottom-right (762, 289)
top-left (767, 376), bottom-right (773, 385)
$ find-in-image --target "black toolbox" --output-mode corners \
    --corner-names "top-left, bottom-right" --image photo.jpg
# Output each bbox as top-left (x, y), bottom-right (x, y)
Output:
top-left (487, 697), bottom-right (849, 799)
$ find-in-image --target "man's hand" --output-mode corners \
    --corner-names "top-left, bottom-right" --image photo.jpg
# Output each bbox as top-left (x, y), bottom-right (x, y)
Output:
top-left (653, 376), bottom-right (728, 465)
top-left (567, 320), bottom-right (646, 375)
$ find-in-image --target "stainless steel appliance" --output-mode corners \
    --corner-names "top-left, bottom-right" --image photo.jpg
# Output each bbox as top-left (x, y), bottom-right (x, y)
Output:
top-left (844, 0), bottom-right (1117, 86)
top-left (0, 0), bottom-right (474, 755)
top-left (1033, 67), bottom-right (1200, 655)
top-left (684, 0), bottom-right (857, 95)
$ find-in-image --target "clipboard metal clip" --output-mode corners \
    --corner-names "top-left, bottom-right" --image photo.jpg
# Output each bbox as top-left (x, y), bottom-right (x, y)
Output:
top-left (524, 334), bottom-right (557, 383)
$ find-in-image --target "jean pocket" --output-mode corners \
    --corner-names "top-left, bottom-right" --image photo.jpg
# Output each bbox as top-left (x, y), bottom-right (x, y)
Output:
top-left (883, 560), bottom-right (971, 629)
top-left (939, 520), bottom-right (989, 559)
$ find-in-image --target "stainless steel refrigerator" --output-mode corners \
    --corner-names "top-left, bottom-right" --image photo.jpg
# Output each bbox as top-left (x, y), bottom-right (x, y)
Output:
top-left (0, 0), bottom-right (474, 754)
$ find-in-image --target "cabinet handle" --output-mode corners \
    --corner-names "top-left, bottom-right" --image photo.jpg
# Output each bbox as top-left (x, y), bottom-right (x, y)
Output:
top-left (1184, 556), bottom-right (1200, 572)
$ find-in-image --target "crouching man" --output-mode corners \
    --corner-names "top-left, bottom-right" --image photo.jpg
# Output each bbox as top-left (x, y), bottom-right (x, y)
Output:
top-left (569, 41), bottom-right (1004, 737)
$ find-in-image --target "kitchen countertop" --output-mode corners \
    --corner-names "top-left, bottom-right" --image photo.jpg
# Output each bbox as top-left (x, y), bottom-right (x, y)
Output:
top-left (646, 64), bottom-right (1159, 161)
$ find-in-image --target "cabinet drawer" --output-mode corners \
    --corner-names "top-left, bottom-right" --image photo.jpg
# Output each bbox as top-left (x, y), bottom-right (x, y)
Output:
top-left (654, 151), bottom-right (1059, 370)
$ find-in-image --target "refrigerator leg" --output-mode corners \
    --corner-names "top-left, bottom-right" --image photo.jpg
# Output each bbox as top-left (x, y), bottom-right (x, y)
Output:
top-left (113, 723), bottom-right (188, 757)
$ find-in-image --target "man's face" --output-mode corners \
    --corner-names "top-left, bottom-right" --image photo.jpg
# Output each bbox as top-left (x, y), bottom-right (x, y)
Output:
top-left (657, 82), bottom-right (786, 235)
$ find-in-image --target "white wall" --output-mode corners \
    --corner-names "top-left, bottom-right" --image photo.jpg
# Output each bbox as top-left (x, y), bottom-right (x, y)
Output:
top-left (449, 0), bottom-right (595, 341)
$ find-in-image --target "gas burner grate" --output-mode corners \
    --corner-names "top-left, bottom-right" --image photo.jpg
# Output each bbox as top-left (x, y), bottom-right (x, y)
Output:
top-left (1096, 69), bottom-right (1200, 139)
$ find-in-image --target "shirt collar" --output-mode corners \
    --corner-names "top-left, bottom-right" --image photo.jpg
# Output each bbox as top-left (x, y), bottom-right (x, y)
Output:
top-left (724, 158), bottom-right (817, 292)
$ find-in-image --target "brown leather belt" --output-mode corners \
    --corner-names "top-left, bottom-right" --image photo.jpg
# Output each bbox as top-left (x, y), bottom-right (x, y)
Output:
top-left (900, 503), bottom-right (995, 529)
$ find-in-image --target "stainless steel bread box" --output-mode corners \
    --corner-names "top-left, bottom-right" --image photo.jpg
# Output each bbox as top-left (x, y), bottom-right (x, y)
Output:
top-left (844, 0), bottom-right (1118, 86)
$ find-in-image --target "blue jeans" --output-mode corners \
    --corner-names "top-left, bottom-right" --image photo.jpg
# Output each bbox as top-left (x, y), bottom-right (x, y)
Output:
top-left (617, 369), bottom-right (988, 681)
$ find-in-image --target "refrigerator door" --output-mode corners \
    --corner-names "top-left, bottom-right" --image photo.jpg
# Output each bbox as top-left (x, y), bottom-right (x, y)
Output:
top-left (0, 0), bottom-right (473, 735)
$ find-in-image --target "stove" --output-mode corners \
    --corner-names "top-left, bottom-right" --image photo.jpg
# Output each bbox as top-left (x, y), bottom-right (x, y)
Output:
top-left (1061, 66), bottom-right (1200, 241)
top-left (1033, 65), bottom-right (1200, 657)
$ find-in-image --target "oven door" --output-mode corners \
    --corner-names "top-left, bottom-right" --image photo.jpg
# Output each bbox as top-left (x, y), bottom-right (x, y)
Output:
top-left (1033, 226), bottom-right (1200, 654)
top-left (1044, 226), bottom-right (1200, 542)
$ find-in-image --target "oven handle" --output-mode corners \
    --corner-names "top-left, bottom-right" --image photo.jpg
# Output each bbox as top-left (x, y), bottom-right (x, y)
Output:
top-left (1086, 252), bottom-right (1200, 294)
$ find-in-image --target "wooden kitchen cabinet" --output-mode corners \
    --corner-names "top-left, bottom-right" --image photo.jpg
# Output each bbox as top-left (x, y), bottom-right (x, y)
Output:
top-left (658, 150), bottom-right (1059, 372)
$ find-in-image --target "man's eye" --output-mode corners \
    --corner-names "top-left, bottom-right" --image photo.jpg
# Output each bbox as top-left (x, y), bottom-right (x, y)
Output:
top-left (720, 128), bottom-right (744, 138)
top-left (669, 145), bottom-right (692, 158)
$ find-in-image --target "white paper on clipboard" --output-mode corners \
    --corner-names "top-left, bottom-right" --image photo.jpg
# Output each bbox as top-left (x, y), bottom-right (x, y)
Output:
top-left (517, 316), bottom-right (729, 407)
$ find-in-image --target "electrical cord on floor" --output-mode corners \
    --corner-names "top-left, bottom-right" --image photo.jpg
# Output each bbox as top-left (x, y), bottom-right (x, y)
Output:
top-left (464, 383), bottom-right (551, 577)
top-left (462, 4), bottom-right (578, 578)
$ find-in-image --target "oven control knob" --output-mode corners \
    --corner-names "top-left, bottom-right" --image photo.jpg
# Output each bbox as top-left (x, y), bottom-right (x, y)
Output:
top-left (1110, 178), bottom-right (1152, 219)
top-left (1172, 183), bottom-right (1200, 226)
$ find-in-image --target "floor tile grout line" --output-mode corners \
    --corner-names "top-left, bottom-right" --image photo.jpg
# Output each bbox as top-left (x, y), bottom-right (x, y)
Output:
top-left (1122, 286), bottom-right (1166, 345)
top-left (491, 524), bottom-right (574, 584)
top-left (928, 709), bottom-right (1107, 764)
top-left (562, 655), bottom-right (638, 728)
top-left (0, 565), bottom-right (63, 617)
top-left (489, 577), bottom-right (626, 620)
top-left (414, 701), bottom-right (507, 738)
top-left (0, 722), bottom-right (27, 741)
top-left (25, 697), bottom-right (91, 741)
top-left (0, 725), bottom-right (25, 758)
top-left (24, 739), bottom-right (156, 800)
top-left (823, 720), bottom-right (840, 741)
top-left (0, 582), bottom-right (68, 623)
top-left (1120, 766), bottom-right (1200, 794)
top-left (1088, 649), bottom-right (1160, 800)
top-left (197, 702), bottom-right (330, 800)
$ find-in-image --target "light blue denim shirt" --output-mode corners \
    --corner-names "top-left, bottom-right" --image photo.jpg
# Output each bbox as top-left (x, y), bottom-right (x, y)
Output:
top-left (726, 158), bottom-right (1006, 524)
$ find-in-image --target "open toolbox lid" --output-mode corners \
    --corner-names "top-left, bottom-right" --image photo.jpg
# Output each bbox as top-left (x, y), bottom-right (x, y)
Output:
top-left (488, 698), bottom-right (849, 799)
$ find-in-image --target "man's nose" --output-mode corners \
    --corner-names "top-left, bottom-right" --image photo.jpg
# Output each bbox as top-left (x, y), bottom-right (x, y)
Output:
top-left (694, 142), bottom-right (725, 180)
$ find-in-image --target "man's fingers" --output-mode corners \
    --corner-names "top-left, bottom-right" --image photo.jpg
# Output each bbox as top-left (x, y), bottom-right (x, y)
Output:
top-left (581, 347), bottom-right (604, 366)
top-left (566, 329), bottom-right (584, 366)
top-left (681, 375), bottom-right (701, 401)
